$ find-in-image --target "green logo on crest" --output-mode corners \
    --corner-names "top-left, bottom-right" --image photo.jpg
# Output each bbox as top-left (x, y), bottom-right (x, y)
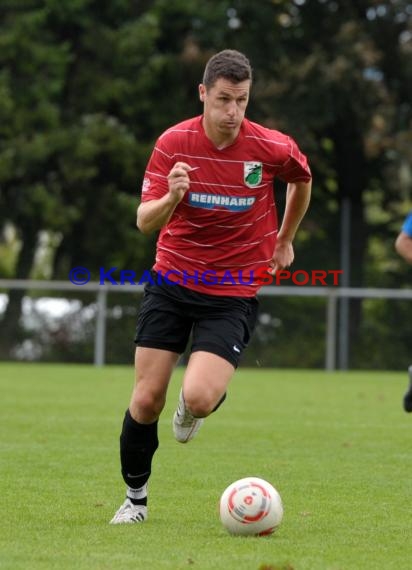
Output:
top-left (244, 162), bottom-right (263, 187)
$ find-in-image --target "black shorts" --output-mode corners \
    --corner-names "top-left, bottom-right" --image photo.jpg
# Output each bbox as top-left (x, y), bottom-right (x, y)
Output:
top-left (134, 274), bottom-right (259, 368)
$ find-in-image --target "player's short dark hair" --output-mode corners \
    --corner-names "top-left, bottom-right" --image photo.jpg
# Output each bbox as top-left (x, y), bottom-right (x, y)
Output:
top-left (202, 50), bottom-right (252, 89)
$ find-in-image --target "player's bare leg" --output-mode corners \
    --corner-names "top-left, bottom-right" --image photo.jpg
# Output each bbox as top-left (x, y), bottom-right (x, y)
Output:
top-left (173, 351), bottom-right (234, 443)
top-left (111, 347), bottom-right (179, 524)
top-left (129, 347), bottom-right (180, 422)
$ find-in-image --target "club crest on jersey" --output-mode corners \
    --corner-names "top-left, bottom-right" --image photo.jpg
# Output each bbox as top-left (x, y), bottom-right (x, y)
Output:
top-left (244, 162), bottom-right (263, 188)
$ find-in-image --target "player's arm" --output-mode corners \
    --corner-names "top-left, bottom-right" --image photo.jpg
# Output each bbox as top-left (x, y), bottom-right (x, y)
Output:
top-left (395, 231), bottom-right (412, 265)
top-left (269, 180), bottom-right (312, 274)
top-left (137, 162), bottom-right (194, 235)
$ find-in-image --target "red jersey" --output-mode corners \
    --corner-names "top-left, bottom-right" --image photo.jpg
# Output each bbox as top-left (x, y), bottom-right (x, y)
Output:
top-left (141, 115), bottom-right (311, 297)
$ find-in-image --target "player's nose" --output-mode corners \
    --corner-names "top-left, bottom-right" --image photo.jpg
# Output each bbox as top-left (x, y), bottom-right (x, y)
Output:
top-left (226, 101), bottom-right (237, 116)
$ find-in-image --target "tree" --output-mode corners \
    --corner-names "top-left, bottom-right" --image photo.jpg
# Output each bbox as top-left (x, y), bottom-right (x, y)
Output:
top-left (0, 1), bottom-right (155, 352)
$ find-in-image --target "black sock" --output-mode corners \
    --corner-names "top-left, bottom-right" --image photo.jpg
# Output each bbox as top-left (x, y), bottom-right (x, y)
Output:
top-left (119, 409), bottom-right (159, 501)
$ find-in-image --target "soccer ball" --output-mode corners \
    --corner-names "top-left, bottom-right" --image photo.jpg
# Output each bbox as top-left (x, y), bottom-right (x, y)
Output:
top-left (219, 477), bottom-right (283, 536)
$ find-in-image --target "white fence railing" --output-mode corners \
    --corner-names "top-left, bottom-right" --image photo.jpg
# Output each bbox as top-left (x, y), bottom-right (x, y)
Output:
top-left (0, 279), bottom-right (411, 369)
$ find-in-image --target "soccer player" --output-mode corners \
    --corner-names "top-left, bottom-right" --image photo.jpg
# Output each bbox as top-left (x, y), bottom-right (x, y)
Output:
top-left (110, 49), bottom-right (312, 524)
top-left (395, 212), bottom-right (412, 412)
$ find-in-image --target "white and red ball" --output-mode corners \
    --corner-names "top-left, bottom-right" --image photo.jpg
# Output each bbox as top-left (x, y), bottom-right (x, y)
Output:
top-left (219, 477), bottom-right (283, 536)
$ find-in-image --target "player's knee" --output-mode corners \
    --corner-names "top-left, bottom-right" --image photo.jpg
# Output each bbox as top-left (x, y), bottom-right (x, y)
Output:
top-left (133, 389), bottom-right (165, 418)
top-left (184, 392), bottom-right (219, 418)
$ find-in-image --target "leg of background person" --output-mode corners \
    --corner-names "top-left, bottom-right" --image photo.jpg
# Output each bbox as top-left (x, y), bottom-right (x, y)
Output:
top-left (403, 365), bottom-right (412, 413)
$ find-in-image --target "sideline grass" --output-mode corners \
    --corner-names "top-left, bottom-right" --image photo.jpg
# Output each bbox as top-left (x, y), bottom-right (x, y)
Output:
top-left (0, 363), bottom-right (411, 570)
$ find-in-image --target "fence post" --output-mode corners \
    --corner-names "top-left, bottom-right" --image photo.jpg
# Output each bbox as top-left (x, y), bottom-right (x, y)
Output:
top-left (94, 289), bottom-right (107, 366)
top-left (339, 197), bottom-right (351, 370)
top-left (325, 291), bottom-right (338, 371)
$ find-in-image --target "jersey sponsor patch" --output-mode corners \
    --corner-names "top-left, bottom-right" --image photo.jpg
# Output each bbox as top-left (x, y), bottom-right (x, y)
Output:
top-left (244, 162), bottom-right (263, 187)
top-left (188, 192), bottom-right (256, 212)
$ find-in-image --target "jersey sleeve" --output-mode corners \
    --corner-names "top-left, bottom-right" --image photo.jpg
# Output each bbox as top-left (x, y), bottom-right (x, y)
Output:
top-left (140, 136), bottom-right (174, 202)
top-left (276, 137), bottom-right (312, 183)
top-left (402, 212), bottom-right (412, 237)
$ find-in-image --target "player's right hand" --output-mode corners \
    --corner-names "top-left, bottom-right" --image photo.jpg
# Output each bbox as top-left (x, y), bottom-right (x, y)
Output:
top-left (167, 162), bottom-right (195, 202)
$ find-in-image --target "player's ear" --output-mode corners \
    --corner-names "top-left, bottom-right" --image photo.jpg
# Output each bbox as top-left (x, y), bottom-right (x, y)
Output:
top-left (199, 84), bottom-right (206, 102)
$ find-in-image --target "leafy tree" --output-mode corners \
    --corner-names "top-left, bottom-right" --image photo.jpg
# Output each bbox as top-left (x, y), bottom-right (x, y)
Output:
top-left (0, 1), bottom-right (154, 352)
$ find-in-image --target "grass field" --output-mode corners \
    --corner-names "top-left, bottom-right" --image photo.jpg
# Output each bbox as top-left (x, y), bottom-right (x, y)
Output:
top-left (1, 363), bottom-right (411, 570)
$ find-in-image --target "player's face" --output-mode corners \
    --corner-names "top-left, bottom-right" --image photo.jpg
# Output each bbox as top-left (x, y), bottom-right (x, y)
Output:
top-left (199, 78), bottom-right (250, 145)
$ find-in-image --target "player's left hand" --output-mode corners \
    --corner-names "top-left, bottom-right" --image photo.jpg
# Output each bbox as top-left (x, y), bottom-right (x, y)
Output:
top-left (268, 239), bottom-right (294, 275)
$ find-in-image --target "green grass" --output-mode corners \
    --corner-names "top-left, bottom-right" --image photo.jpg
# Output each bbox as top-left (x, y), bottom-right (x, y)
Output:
top-left (1, 363), bottom-right (411, 570)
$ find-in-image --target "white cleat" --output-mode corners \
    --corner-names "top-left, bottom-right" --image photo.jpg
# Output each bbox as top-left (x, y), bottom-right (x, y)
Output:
top-left (110, 498), bottom-right (148, 524)
top-left (173, 389), bottom-right (204, 443)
